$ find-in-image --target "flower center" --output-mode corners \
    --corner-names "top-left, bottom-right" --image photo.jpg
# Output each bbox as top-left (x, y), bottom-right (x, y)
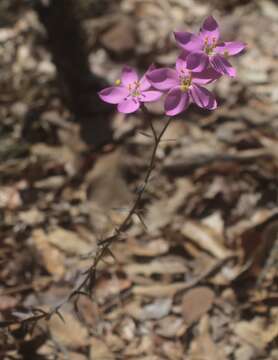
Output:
top-left (203, 36), bottom-right (217, 56)
top-left (128, 81), bottom-right (141, 97)
top-left (179, 76), bottom-right (191, 92)
top-left (132, 89), bottom-right (141, 97)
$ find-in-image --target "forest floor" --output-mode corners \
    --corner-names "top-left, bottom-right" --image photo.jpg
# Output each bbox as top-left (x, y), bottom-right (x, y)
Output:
top-left (0, 0), bottom-right (278, 359)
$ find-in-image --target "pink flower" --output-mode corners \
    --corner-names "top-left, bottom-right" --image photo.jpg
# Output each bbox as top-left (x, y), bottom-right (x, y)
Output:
top-left (174, 16), bottom-right (246, 77)
top-left (147, 55), bottom-right (220, 116)
top-left (98, 66), bottom-right (163, 114)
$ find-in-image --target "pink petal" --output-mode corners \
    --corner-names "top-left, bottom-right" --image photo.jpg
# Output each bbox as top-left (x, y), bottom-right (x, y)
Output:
top-left (186, 51), bottom-right (209, 72)
top-left (140, 64), bottom-right (156, 91)
top-left (139, 77), bottom-right (151, 91)
top-left (147, 68), bottom-right (179, 91)
top-left (200, 16), bottom-right (220, 43)
top-left (117, 98), bottom-right (140, 113)
top-left (215, 41), bottom-right (246, 56)
top-left (140, 90), bottom-right (162, 102)
top-left (192, 67), bottom-right (221, 84)
top-left (98, 86), bottom-right (129, 104)
top-left (210, 54), bottom-right (236, 77)
top-left (164, 87), bottom-right (189, 116)
top-left (175, 52), bottom-right (190, 76)
top-left (121, 66), bottom-right (138, 86)
top-left (189, 84), bottom-right (217, 110)
top-left (174, 31), bottom-right (203, 52)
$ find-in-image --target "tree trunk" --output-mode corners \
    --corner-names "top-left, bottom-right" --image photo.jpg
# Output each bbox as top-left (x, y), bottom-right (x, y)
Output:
top-left (33, 0), bottom-right (112, 147)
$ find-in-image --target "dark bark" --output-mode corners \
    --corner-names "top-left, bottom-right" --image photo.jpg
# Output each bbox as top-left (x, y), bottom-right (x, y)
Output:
top-left (32, 0), bottom-right (112, 147)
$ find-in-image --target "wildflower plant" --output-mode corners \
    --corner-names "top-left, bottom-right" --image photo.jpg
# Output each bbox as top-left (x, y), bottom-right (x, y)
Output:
top-left (97, 15), bottom-right (246, 259)
top-left (4, 17), bottom-right (245, 331)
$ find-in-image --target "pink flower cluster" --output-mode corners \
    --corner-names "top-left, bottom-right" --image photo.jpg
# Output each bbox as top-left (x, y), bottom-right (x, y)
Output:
top-left (99, 16), bottom-right (245, 116)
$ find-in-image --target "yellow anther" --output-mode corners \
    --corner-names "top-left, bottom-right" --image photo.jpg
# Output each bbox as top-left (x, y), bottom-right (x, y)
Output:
top-left (180, 85), bottom-right (188, 92)
top-left (180, 77), bottom-right (191, 92)
top-left (132, 89), bottom-right (141, 97)
top-left (115, 79), bottom-right (121, 86)
top-left (205, 45), bottom-right (214, 56)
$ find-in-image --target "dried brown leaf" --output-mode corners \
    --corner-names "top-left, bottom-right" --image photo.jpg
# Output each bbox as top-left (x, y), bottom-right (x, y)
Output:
top-left (182, 287), bottom-right (215, 326)
top-left (182, 220), bottom-right (230, 259)
top-left (32, 229), bottom-right (65, 278)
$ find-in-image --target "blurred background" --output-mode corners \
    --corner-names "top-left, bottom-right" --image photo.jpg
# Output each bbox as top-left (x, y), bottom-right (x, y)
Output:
top-left (0, 0), bottom-right (278, 359)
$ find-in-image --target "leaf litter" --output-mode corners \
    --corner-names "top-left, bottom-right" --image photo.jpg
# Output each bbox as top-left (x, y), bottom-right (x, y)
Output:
top-left (1, 0), bottom-right (278, 359)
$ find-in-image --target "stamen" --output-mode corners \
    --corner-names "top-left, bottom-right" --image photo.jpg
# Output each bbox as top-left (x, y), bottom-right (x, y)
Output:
top-left (204, 36), bottom-right (217, 56)
top-left (180, 85), bottom-right (187, 92)
top-left (180, 77), bottom-right (191, 92)
top-left (132, 89), bottom-right (141, 97)
top-left (115, 79), bottom-right (121, 86)
top-left (205, 45), bottom-right (214, 56)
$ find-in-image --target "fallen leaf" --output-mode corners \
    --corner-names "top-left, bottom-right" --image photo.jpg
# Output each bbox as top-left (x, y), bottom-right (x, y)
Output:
top-left (233, 316), bottom-right (278, 350)
top-left (127, 237), bottom-right (169, 257)
top-left (0, 183), bottom-right (24, 209)
top-left (19, 207), bottom-right (45, 225)
top-left (115, 316), bottom-right (136, 341)
top-left (142, 298), bottom-right (172, 320)
top-left (104, 333), bottom-right (125, 353)
top-left (96, 276), bottom-right (131, 303)
top-left (32, 229), bottom-right (65, 278)
top-left (161, 340), bottom-right (184, 360)
top-left (68, 353), bottom-right (88, 360)
top-left (34, 176), bottom-right (65, 189)
top-left (132, 282), bottom-right (189, 298)
top-left (123, 336), bottom-right (153, 357)
top-left (202, 212), bottom-right (224, 238)
top-left (100, 17), bottom-right (136, 56)
top-left (0, 295), bottom-right (19, 310)
top-left (234, 344), bottom-right (256, 360)
top-left (125, 256), bottom-right (187, 276)
top-left (182, 287), bottom-right (215, 326)
top-left (181, 220), bottom-right (230, 258)
top-left (189, 315), bottom-right (225, 360)
top-left (47, 227), bottom-right (92, 255)
top-left (90, 337), bottom-right (114, 360)
top-left (156, 315), bottom-right (186, 338)
top-left (48, 311), bottom-right (88, 348)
